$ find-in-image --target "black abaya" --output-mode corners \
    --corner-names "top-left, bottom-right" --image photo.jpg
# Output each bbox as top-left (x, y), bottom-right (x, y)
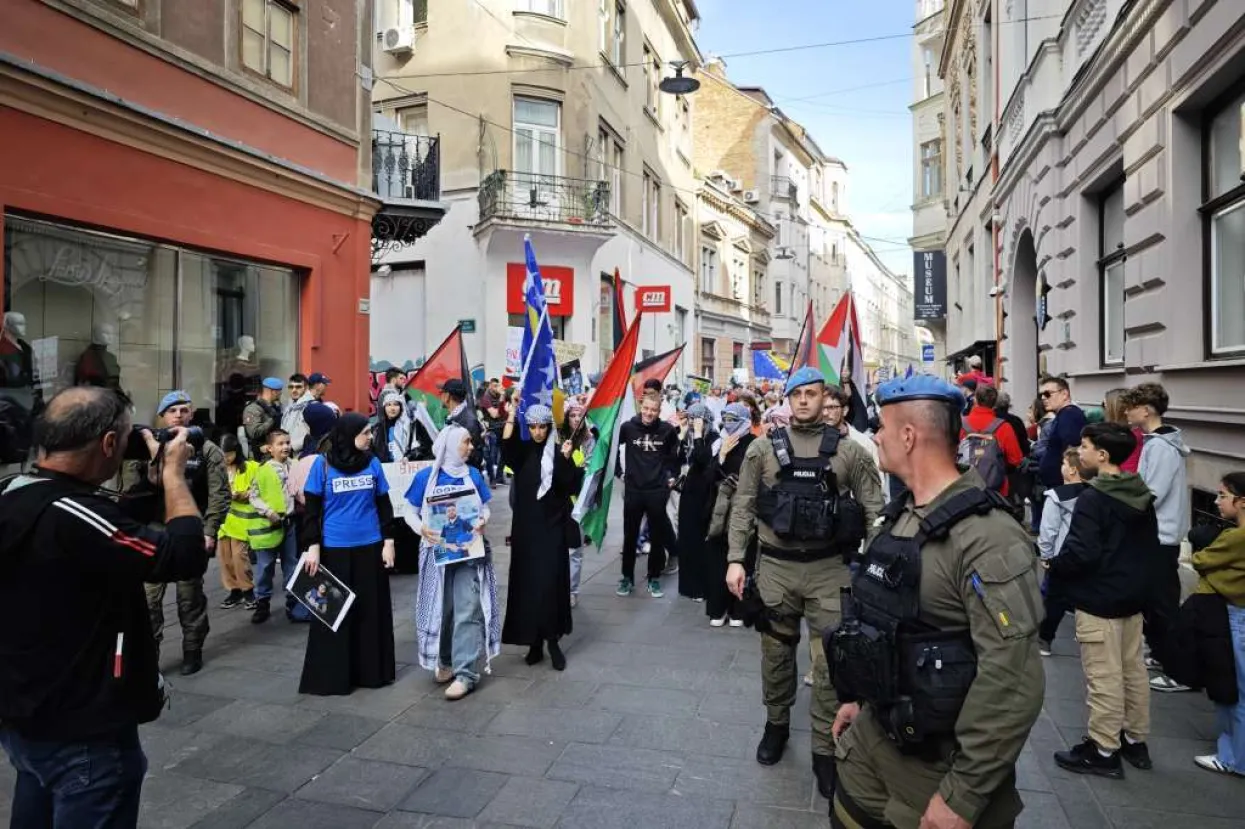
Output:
top-left (705, 434), bottom-right (757, 621)
top-left (500, 434), bottom-right (582, 646)
top-left (298, 543), bottom-right (397, 695)
top-left (677, 430), bottom-right (718, 599)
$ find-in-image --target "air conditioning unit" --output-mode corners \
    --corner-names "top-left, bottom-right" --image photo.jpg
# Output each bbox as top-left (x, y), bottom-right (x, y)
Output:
top-left (742, 190), bottom-right (760, 204)
top-left (382, 26), bottom-right (415, 55)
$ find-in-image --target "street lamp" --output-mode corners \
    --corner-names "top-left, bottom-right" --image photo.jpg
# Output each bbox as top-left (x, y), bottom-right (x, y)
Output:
top-left (660, 61), bottom-right (700, 95)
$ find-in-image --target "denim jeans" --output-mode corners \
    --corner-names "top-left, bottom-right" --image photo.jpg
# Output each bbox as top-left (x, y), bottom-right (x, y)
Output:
top-left (483, 431), bottom-right (502, 484)
top-left (439, 563), bottom-right (485, 688)
top-left (0, 724), bottom-right (147, 829)
top-left (569, 546), bottom-right (584, 596)
top-left (1215, 604), bottom-right (1245, 772)
top-left (254, 527), bottom-right (312, 620)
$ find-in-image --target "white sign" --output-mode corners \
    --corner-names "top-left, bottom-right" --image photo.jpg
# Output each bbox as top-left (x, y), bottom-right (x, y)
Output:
top-left (381, 459), bottom-right (431, 519)
top-left (31, 337), bottom-right (58, 391)
top-left (505, 326), bottom-right (524, 377)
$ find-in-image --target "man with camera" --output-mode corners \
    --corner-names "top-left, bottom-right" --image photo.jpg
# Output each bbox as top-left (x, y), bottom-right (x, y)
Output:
top-left (0, 386), bottom-right (208, 827)
top-left (125, 390), bottom-right (228, 676)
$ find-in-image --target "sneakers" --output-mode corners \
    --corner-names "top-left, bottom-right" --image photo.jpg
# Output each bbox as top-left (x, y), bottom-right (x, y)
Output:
top-left (803, 670), bottom-right (814, 687)
top-left (728, 617), bottom-right (744, 628)
top-left (710, 615), bottom-right (727, 628)
top-left (219, 589), bottom-right (244, 609)
top-left (1119, 734), bottom-right (1153, 770)
top-left (662, 558), bottom-right (680, 576)
top-left (1194, 755), bottom-right (1242, 776)
top-left (434, 666), bottom-right (454, 684)
top-left (250, 599), bottom-right (271, 625)
top-left (1038, 639), bottom-right (1052, 657)
top-left (1149, 674), bottom-right (1192, 693)
top-left (616, 578), bottom-right (634, 597)
top-left (444, 679), bottom-right (470, 701)
top-left (242, 592), bottom-right (257, 611)
top-left (1054, 738), bottom-right (1124, 779)
top-left (647, 579), bottom-right (664, 598)
top-left (755, 722), bottom-right (790, 765)
top-left (570, 593), bottom-right (579, 608)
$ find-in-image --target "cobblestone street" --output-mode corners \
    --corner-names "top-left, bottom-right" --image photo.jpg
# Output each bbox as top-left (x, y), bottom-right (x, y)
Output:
top-left (3, 495), bottom-right (1241, 829)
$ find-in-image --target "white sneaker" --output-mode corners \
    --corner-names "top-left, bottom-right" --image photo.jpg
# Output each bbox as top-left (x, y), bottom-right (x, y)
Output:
top-left (710, 615), bottom-right (727, 628)
top-left (445, 679), bottom-right (470, 701)
top-left (1149, 674), bottom-right (1192, 693)
top-left (803, 670), bottom-right (814, 687)
top-left (728, 617), bottom-right (744, 628)
top-left (570, 593), bottom-right (579, 608)
top-left (1194, 755), bottom-right (1241, 775)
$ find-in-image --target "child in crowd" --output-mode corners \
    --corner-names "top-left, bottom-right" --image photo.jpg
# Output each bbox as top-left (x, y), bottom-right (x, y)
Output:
top-left (1037, 447), bottom-right (1096, 655)
top-left (250, 429), bottom-right (296, 624)
top-left (1050, 423), bottom-right (1157, 779)
top-left (217, 435), bottom-right (257, 610)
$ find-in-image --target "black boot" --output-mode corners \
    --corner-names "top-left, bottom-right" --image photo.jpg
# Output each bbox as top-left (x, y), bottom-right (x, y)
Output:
top-left (548, 639), bottom-right (566, 671)
top-left (1054, 738), bottom-right (1123, 779)
top-left (181, 649), bottom-right (203, 676)
top-left (525, 643), bottom-right (544, 665)
top-left (812, 753), bottom-right (837, 799)
top-left (755, 722), bottom-right (789, 766)
top-left (251, 599), bottom-right (271, 625)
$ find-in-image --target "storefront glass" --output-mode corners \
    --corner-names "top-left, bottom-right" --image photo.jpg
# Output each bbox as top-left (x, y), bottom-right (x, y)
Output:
top-left (1, 214), bottom-right (298, 456)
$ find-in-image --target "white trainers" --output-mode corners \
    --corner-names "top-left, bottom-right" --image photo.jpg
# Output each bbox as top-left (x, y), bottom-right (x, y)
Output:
top-left (570, 593), bottom-right (579, 608)
top-left (803, 670), bottom-right (814, 687)
top-left (710, 615), bottom-right (727, 628)
top-left (434, 666), bottom-right (453, 684)
top-left (445, 679), bottom-right (470, 701)
top-left (1149, 674), bottom-right (1192, 693)
top-left (728, 617), bottom-right (744, 628)
top-left (1194, 755), bottom-right (1241, 775)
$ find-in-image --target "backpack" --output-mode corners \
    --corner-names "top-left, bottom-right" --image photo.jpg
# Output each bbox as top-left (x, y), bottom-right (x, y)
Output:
top-left (957, 419), bottom-right (1007, 491)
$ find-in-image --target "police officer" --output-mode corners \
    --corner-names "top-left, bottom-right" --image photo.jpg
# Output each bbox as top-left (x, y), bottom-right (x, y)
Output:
top-left (726, 366), bottom-right (884, 799)
top-left (827, 375), bottom-right (1044, 829)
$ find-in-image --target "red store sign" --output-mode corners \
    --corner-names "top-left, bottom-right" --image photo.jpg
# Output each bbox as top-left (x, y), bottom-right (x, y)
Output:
top-left (634, 285), bottom-right (672, 313)
top-left (506, 263), bottom-right (575, 316)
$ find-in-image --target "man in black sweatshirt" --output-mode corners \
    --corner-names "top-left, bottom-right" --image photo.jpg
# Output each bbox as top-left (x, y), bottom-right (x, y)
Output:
top-left (0, 387), bottom-right (208, 827)
top-left (616, 390), bottom-right (679, 597)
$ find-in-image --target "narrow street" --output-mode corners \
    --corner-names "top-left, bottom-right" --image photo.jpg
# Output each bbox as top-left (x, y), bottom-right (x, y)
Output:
top-left (1, 494), bottom-right (1237, 829)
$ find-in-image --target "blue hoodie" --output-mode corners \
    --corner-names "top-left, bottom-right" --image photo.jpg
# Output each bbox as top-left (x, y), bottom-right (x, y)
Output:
top-left (1137, 425), bottom-right (1190, 545)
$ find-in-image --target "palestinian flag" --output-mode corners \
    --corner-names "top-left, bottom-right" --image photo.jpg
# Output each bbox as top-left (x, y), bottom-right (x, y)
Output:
top-left (612, 267), bottom-right (629, 351)
top-left (574, 314), bottom-right (644, 547)
top-left (630, 344), bottom-right (684, 401)
top-left (818, 292), bottom-right (868, 429)
top-left (404, 324), bottom-right (472, 434)
top-left (788, 300), bottom-right (817, 374)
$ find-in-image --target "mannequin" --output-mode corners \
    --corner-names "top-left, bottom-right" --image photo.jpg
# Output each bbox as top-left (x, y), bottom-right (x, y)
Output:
top-left (0, 313), bottom-right (34, 389)
top-left (74, 322), bottom-right (122, 390)
top-left (216, 335), bottom-right (261, 438)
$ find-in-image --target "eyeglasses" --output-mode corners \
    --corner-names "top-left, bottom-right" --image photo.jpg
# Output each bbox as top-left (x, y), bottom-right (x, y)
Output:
top-left (1039, 390), bottom-right (1060, 399)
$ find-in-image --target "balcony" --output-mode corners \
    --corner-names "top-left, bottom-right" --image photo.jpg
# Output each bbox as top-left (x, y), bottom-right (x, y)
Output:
top-left (770, 175), bottom-right (797, 201)
top-left (478, 170), bottom-right (612, 229)
top-left (371, 128), bottom-right (445, 255)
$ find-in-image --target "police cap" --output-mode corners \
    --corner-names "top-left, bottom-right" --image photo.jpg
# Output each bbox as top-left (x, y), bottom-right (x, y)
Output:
top-left (875, 374), bottom-right (963, 407)
top-left (784, 366), bottom-right (825, 396)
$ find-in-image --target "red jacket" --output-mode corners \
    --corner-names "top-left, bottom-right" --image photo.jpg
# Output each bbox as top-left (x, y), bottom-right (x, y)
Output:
top-left (960, 405), bottom-right (1023, 495)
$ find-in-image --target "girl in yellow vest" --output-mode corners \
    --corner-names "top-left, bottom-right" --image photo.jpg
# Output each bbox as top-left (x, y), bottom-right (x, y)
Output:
top-left (218, 435), bottom-right (285, 610)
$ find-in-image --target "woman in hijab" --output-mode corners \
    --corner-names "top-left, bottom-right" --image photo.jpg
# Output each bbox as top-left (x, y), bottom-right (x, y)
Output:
top-left (405, 425), bottom-right (501, 700)
top-left (501, 403), bottom-right (583, 670)
top-left (372, 389), bottom-right (423, 573)
top-left (705, 403), bottom-right (758, 626)
top-left (560, 401), bottom-right (596, 606)
top-left (676, 402), bottom-right (719, 602)
top-left (299, 413), bottom-right (397, 696)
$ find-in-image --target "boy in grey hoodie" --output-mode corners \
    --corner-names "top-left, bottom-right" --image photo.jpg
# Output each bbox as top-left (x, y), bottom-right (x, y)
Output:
top-left (1037, 447), bottom-right (1096, 654)
top-left (1123, 383), bottom-right (1191, 671)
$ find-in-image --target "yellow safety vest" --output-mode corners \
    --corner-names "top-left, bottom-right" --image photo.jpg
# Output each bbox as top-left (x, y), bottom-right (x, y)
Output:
top-left (220, 460), bottom-right (285, 550)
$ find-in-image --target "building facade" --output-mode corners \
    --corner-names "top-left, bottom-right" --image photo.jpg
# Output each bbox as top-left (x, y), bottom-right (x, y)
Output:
top-left (846, 230), bottom-right (919, 379)
top-left (1, 0), bottom-right (406, 447)
top-left (370, 0), bottom-right (700, 381)
top-left (941, 0), bottom-right (1245, 495)
top-left (694, 175), bottom-right (774, 386)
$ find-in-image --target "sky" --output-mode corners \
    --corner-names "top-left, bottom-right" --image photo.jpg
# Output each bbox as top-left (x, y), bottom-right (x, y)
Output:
top-left (694, 0), bottom-right (915, 277)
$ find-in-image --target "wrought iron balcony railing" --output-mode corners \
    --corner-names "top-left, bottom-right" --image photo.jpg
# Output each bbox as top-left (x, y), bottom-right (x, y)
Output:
top-left (478, 170), bottom-right (611, 227)
top-left (770, 175), bottom-right (797, 200)
top-left (372, 129), bottom-right (440, 201)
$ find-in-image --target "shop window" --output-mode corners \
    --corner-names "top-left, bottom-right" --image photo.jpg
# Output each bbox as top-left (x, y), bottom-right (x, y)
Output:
top-left (1, 215), bottom-right (298, 450)
top-left (1098, 180), bottom-right (1125, 365)
top-left (700, 336), bottom-right (715, 379)
top-left (1204, 87), bottom-right (1245, 355)
top-left (508, 313), bottom-right (566, 340)
top-left (732, 342), bottom-right (743, 369)
top-left (242, 0), bottom-right (295, 89)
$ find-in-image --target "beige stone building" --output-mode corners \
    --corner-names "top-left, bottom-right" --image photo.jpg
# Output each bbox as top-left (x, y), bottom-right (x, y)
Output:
top-left (370, 0), bottom-right (701, 378)
top-left (940, 0), bottom-right (1245, 503)
top-left (695, 174), bottom-right (774, 386)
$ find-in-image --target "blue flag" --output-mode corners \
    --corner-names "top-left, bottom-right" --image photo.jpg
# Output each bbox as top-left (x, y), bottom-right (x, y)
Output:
top-left (517, 236), bottom-right (558, 441)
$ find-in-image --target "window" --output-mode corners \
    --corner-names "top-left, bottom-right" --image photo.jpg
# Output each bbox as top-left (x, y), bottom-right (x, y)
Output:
top-left (831, 182), bottom-right (839, 212)
top-left (376, 0), bottom-right (427, 31)
top-left (599, 0), bottom-right (609, 53)
top-left (242, 0), bottom-right (294, 88)
top-left (920, 140), bottom-right (943, 199)
top-left (732, 342), bottom-right (744, 369)
top-left (673, 201), bottom-right (689, 263)
top-left (597, 126), bottom-right (624, 214)
top-left (641, 171), bottom-right (660, 241)
top-left (2, 215), bottom-right (297, 446)
top-left (775, 281), bottom-right (783, 315)
top-left (701, 337), bottom-right (715, 379)
top-left (400, 104), bottom-right (428, 136)
top-left (753, 267), bottom-right (765, 307)
top-left (699, 244), bottom-right (717, 293)
top-left (1099, 181), bottom-right (1125, 364)
top-left (611, 2), bottom-right (626, 66)
top-left (1205, 89), bottom-right (1245, 354)
top-left (731, 259), bottom-right (744, 300)
top-left (516, 0), bottom-right (563, 18)
top-left (922, 47), bottom-right (935, 98)
top-left (513, 97), bottom-right (560, 179)
top-left (643, 44), bottom-right (661, 117)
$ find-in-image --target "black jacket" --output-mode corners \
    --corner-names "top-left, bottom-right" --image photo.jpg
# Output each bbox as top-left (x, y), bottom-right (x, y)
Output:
top-left (1048, 475), bottom-right (1158, 619)
top-left (617, 416), bottom-right (679, 493)
top-left (448, 402), bottom-right (485, 467)
top-left (0, 470), bottom-right (207, 739)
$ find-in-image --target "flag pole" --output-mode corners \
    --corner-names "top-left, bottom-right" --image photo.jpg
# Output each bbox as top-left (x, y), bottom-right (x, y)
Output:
top-left (783, 300), bottom-right (813, 389)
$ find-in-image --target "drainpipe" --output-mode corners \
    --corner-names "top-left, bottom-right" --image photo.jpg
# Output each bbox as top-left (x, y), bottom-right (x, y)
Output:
top-left (992, 1), bottom-right (1003, 391)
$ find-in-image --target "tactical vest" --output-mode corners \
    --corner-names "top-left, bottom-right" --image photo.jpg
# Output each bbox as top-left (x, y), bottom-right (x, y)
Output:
top-left (827, 487), bottom-right (1010, 756)
top-left (755, 426), bottom-right (865, 556)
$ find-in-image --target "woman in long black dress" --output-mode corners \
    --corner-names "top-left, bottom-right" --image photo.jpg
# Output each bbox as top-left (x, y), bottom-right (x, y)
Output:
top-left (371, 389), bottom-right (422, 574)
top-left (500, 403), bottom-right (583, 670)
top-left (299, 413), bottom-right (397, 695)
top-left (705, 403), bottom-right (757, 626)
top-left (676, 403), bottom-right (719, 601)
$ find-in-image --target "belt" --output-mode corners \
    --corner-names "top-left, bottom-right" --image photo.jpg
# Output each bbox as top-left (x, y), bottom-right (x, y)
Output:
top-left (830, 788), bottom-right (892, 829)
top-left (759, 543), bottom-right (837, 563)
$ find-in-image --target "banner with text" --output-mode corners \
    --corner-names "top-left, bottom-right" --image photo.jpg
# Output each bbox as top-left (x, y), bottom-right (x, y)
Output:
top-left (913, 250), bottom-right (947, 321)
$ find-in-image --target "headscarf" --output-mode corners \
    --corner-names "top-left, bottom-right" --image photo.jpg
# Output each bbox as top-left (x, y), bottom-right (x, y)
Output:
top-left (762, 402), bottom-right (792, 428)
top-left (720, 402), bottom-right (753, 438)
top-left (423, 425), bottom-right (473, 512)
top-left (378, 388), bottom-right (413, 459)
top-left (522, 404), bottom-right (556, 499)
top-left (686, 402), bottom-right (711, 423)
top-left (302, 401), bottom-right (338, 458)
top-left (325, 412), bottom-right (373, 475)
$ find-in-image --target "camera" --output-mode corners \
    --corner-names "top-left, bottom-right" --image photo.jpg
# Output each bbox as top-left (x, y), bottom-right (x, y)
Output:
top-left (124, 425), bottom-right (205, 474)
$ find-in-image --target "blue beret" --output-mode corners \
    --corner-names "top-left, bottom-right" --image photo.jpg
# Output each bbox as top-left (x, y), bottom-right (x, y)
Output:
top-left (784, 366), bottom-right (825, 396)
top-left (158, 390), bottom-right (191, 414)
top-left (875, 374), bottom-right (963, 407)
top-left (262, 377), bottom-right (285, 391)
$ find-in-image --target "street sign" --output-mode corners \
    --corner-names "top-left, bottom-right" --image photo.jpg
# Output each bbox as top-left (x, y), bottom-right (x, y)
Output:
top-left (635, 285), bottom-right (672, 312)
top-left (922, 344), bottom-right (935, 363)
top-left (459, 319), bottom-right (476, 333)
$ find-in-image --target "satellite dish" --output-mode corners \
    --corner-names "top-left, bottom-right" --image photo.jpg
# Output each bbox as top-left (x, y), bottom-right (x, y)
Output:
top-left (659, 62), bottom-right (700, 95)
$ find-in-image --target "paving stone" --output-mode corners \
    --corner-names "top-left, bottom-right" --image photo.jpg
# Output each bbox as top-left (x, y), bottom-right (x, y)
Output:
top-left (445, 733), bottom-right (566, 776)
top-left (398, 768), bottom-right (509, 819)
top-left (135, 773), bottom-right (244, 829)
top-left (587, 683), bottom-right (702, 715)
top-left (609, 713), bottom-right (760, 759)
top-left (182, 787), bottom-right (287, 829)
top-left (246, 798), bottom-right (383, 829)
top-left (209, 642), bottom-right (308, 675)
top-left (168, 738), bottom-right (342, 793)
top-left (673, 753), bottom-right (812, 809)
top-left (476, 776), bottom-right (579, 828)
top-left (457, 675), bottom-right (535, 705)
top-left (697, 691), bottom-right (759, 723)
top-left (375, 815), bottom-right (510, 829)
top-left (295, 757), bottom-right (429, 812)
top-left (296, 669), bottom-right (430, 720)
top-left (138, 724), bottom-right (227, 773)
top-left (485, 706), bottom-right (622, 744)
top-left (1014, 792), bottom-right (1074, 828)
top-left (512, 678), bottom-right (600, 709)
top-left (352, 724), bottom-right (459, 768)
top-left (1100, 807), bottom-right (1245, 828)
top-left (546, 742), bottom-right (684, 792)
top-left (171, 666), bottom-right (302, 706)
top-left (152, 691), bottom-right (234, 728)
top-left (192, 700), bottom-right (327, 744)
top-left (293, 713), bottom-right (388, 751)
top-left (555, 785), bottom-right (733, 829)
top-left (396, 698), bottom-right (505, 735)
top-left (729, 805), bottom-right (828, 829)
